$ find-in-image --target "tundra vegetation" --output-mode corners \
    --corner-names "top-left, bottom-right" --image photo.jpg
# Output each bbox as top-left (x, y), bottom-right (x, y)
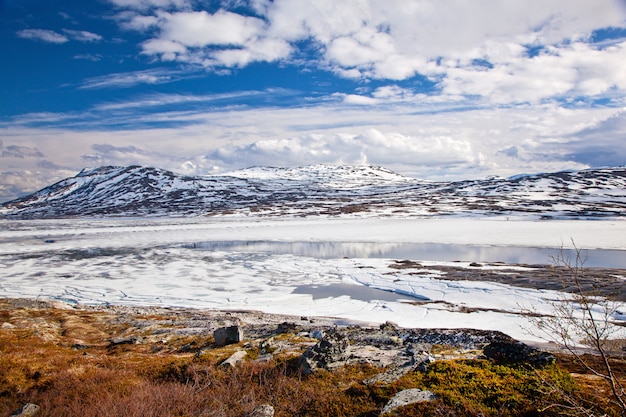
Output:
top-left (1, 296), bottom-right (625, 417)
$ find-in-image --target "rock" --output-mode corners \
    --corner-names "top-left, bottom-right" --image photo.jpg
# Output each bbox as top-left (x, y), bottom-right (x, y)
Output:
top-left (380, 389), bottom-right (437, 415)
top-left (298, 330), bottom-right (350, 374)
top-left (1, 322), bottom-right (15, 329)
top-left (310, 329), bottom-right (324, 340)
top-left (220, 350), bottom-right (248, 368)
top-left (11, 403), bottom-right (40, 417)
top-left (379, 321), bottom-right (399, 331)
top-left (214, 325), bottom-right (243, 347)
top-left (259, 336), bottom-right (274, 353)
top-left (249, 404), bottom-right (275, 417)
top-left (483, 339), bottom-right (555, 367)
top-left (364, 352), bottom-right (434, 385)
top-left (276, 322), bottom-right (298, 334)
top-left (48, 300), bottom-right (76, 310)
top-left (252, 354), bottom-right (273, 364)
top-left (109, 335), bottom-right (142, 345)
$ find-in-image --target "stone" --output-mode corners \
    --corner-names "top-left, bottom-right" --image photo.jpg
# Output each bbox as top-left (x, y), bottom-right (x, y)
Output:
top-left (380, 389), bottom-right (437, 415)
top-left (298, 330), bottom-right (350, 374)
top-left (11, 403), bottom-right (40, 417)
top-left (109, 335), bottom-right (142, 345)
top-left (259, 336), bottom-right (274, 353)
top-left (364, 353), bottom-right (435, 385)
top-left (483, 339), bottom-right (555, 367)
top-left (310, 329), bottom-right (324, 340)
top-left (1, 322), bottom-right (15, 329)
top-left (220, 350), bottom-right (247, 368)
top-left (214, 325), bottom-right (243, 347)
top-left (379, 321), bottom-right (399, 331)
top-left (249, 404), bottom-right (274, 417)
top-left (276, 322), bottom-right (298, 334)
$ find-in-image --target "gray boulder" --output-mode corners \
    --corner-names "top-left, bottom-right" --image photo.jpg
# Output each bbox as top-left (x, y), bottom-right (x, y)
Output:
top-left (380, 389), bottom-right (437, 415)
top-left (298, 330), bottom-right (350, 374)
top-left (220, 350), bottom-right (248, 368)
top-left (11, 403), bottom-right (40, 417)
top-left (483, 339), bottom-right (555, 367)
top-left (214, 325), bottom-right (243, 347)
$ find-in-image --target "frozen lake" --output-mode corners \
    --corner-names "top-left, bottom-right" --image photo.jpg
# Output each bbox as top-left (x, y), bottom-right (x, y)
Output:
top-left (1, 217), bottom-right (625, 342)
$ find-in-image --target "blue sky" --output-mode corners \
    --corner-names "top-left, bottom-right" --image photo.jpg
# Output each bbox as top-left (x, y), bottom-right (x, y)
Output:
top-left (1, 0), bottom-right (626, 202)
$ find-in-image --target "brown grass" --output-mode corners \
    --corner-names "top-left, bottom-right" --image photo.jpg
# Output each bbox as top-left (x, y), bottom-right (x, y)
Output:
top-left (1, 301), bottom-right (624, 417)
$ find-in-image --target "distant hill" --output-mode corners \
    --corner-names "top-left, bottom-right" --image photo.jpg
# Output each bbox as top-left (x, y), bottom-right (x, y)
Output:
top-left (1, 164), bottom-right (625, 219)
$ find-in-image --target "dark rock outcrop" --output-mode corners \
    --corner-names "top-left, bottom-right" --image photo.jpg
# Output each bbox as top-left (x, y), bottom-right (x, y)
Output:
top-left (214, 325), bottom-right (243, 347)
top-left (298, 330), bottom-right (350, 374)
top-left (483, 339), bottom-right (555, 367)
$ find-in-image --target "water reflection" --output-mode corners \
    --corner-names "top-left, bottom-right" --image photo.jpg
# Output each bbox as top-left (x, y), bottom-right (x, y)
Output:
top-left (183, 241), bottom-right (626, 268)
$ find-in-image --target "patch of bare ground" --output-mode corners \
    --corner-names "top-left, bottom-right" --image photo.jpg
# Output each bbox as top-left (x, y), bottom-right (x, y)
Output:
top-left (389, 260), bottom-right (626, 301)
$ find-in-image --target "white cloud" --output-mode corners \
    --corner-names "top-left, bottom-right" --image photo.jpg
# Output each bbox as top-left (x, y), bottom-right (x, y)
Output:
top-left (1, 101), bottom-right (623, 201)
top-left (17, 29), bottom-right (69, 44)
top-left (17, 28), bottom-right (103, 44)
top-left (109, 0), bottom-right (190, 11)
top-left (133, 9), bottom-right (296, 66)
top-left (110, 0), bottom-right (626, 105)
top-left (63, 29), bottom-right (103, 42)
top-left (210, 37), bottom-right (292, 67)
top-left (440, 41), bottom-right (626, 104)
top-left (156, 10), bottom-right (263, 47)
top-left (80, 69), bottom-right (182, 89)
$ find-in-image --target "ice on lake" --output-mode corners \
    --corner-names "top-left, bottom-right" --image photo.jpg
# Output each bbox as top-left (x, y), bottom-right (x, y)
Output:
top-left (1, 217), bottom-right (625, 342)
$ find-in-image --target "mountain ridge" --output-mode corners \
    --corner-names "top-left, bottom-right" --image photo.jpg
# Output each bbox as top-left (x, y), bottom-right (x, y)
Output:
top-left (1, 164), bottom-right (625, 219)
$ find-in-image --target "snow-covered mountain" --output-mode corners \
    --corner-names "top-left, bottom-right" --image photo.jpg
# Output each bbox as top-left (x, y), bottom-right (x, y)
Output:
top-left (1, 164), bottom-right (625, 219)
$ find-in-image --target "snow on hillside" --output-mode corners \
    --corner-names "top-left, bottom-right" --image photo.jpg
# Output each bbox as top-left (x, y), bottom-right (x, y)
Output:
top-left (1, 164), bottom-right (625, 218)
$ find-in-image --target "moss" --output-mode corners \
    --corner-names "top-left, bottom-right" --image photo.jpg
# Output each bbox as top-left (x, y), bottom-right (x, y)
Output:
top-left (388, 359), bottom-right (579, 416)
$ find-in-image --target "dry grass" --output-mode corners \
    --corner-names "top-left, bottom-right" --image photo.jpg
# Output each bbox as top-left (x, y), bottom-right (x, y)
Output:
top-left (1, 301), bottom-right (623, 417)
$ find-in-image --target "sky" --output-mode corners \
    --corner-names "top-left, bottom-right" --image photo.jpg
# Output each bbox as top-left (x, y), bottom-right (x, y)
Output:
top-left (1, 0), bottom-right (626, 203)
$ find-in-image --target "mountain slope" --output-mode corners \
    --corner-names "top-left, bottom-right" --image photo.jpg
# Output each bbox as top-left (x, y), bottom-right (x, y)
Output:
top-left (1, 165), bottom-right (625, 218)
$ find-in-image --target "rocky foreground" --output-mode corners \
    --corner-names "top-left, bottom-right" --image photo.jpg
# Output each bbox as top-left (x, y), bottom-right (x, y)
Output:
top-left (3, 297), bottom-right (608, 417)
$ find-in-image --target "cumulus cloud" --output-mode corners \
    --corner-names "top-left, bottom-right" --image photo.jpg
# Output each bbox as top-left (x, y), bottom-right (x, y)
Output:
top-left (107, 0), bottom-right (626, 107)
top-left (204, 129), bottom-right (478, 173)
top-left (17, 29), bottom-right (69, 44)
top-left (131, 9), bottom-right (292, 66)
top-left (441, 41), bottom-right (626, 104)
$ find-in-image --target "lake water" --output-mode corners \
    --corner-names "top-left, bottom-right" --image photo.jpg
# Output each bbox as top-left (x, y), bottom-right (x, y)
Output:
top-left (183, 241), bottom-right (626, 268)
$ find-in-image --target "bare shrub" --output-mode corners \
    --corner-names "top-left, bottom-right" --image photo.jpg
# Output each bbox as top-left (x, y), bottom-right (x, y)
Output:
top-left (528, 242), bottom-right (626, 416)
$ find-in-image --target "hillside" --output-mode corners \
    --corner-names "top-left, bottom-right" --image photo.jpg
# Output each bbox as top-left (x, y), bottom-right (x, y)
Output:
top-left (1, 164), bottom-right (625, 218)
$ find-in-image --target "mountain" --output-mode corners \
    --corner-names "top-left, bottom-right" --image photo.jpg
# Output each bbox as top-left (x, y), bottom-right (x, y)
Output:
top-left (1, 164), bottom-right (625, 219)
